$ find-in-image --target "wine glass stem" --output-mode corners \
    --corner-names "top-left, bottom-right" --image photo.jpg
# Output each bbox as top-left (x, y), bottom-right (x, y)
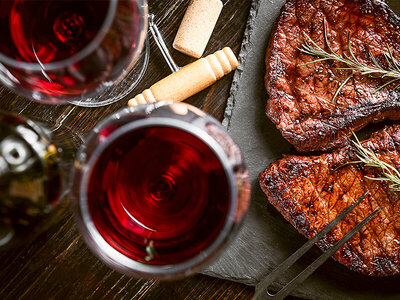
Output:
top-left (148, 14), bottom-right (180, 73)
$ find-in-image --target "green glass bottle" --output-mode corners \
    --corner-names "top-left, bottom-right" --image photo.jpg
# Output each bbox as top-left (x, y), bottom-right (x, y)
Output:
top-left (0, 113), bottom-right (61, 249)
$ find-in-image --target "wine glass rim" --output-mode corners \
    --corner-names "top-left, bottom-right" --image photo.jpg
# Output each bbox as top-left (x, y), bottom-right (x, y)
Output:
top-left (0, 0), bottom-right (145, 72)
top-left (75, 106), bottom-right (239, 278)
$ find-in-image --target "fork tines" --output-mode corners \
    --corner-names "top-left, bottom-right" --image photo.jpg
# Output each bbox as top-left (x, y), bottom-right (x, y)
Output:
top-left (254, 191), bottom-right (383, 300)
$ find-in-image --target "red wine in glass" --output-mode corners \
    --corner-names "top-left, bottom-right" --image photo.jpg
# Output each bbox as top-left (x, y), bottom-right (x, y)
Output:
top-left (0, 0), bottom-right (147, 104)
top-left (88, 126), bottom-right (231, 265)
top-left (71, 102), bottom-right (250, 278)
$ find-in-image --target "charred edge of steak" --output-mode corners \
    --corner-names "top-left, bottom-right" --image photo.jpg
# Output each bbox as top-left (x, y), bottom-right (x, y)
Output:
top-left (264, 0), bottom-right (400, 153)
top-left (281, 98), bottom-right (400, 153)
top-left (264, 0), bottom-right (289, 94)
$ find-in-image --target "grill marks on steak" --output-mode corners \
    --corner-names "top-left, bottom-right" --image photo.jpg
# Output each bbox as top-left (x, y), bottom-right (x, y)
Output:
top-left (265, 0), bottom-right (400, 152)
top-left (259, 125), bottom-right (400, 276)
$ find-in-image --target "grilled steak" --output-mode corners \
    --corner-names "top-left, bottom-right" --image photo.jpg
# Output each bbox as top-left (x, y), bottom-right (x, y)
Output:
top-left (265, 0), bottom-right (400, 152)
top-left (259, 125), bottom-right (400, 276)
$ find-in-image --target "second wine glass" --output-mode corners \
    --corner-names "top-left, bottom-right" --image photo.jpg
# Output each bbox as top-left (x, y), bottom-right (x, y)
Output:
top-left (70, 102), bottom-right (251, 279)
top-left (0, 0), bottom-right (148, 106)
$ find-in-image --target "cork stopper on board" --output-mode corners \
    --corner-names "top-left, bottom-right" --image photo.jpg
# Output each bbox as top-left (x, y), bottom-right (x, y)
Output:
top-left (173, 0), bottom-right (223, 58)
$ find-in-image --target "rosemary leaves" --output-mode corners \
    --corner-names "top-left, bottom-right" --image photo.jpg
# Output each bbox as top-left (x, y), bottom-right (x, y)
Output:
top-left (352, 134), bottom-right (400, 192)
top-left (298, 20), bottom-right (400, 103)
top-left (145, 240), bottom-right (156, 262)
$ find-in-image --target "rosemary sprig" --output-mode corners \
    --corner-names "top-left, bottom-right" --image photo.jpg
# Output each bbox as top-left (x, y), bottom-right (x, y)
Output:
top-left (352, 133), bottom-right (400, 192)
top-left (298, 20), bottom-right (400, 102)
top-left (145, 240), bottom-right (156, 262)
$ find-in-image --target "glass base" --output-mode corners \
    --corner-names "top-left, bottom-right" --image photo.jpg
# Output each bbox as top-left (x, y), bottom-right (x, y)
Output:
top-left (70, 36), bottom-right (150, 108)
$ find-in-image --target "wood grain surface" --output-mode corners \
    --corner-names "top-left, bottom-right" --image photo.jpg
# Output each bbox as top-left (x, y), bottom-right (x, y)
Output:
top-left (0, 0), bottom-right (256, 299)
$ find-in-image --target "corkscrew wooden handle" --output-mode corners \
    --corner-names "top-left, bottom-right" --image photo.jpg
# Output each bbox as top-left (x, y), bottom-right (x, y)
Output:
top-left (128, 47), bottom-right (238, 106)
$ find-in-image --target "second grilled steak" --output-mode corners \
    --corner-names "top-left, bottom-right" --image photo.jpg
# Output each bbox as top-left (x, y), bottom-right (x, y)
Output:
top-left (259, 125), bottom-right (400, 276)
top-left (265, 0), bottom-right (400, 152)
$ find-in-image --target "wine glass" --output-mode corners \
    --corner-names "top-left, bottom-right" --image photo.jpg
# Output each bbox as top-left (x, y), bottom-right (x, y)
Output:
top-left (0, 0), bottom-right (148, 106)
top-left (70, 102), bottom-right (251, 279)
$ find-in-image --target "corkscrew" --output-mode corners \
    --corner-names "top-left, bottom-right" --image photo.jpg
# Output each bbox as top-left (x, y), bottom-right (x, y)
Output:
top-left (128, 14), bottom-right (238, 106)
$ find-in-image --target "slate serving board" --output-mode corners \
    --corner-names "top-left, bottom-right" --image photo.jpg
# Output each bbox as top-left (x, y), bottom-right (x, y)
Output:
top-left (203, 0), bottom-right (400, 299)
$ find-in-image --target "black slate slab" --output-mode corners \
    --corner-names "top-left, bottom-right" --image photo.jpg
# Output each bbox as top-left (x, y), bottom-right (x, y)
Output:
top-left (203, 0), bottom-right (400, 299)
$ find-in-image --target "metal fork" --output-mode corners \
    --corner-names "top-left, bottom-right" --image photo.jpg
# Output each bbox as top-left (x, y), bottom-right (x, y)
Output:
top-left (254, 192), bottom-right (383, 300)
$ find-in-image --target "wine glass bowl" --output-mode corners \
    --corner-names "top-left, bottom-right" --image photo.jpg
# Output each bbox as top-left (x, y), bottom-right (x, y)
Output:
top-left (70, 102), bottom-right (251, 279)
top-left (0, 0), bottom-right (148, 105)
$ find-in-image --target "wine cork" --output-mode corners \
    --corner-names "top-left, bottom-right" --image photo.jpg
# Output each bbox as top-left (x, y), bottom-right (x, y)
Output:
top-left (173, 0), bottom-right (223, 58)
top-left (128, 47), bottom-right (238, 106)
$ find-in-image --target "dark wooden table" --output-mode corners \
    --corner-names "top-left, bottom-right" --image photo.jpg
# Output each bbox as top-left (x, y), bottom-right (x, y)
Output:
top-left (0, 0), bottom-right (256, 299)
